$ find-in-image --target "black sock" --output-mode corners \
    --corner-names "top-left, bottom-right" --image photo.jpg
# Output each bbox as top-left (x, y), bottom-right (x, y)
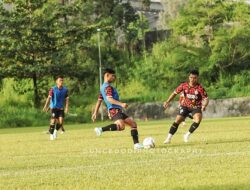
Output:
top-left (169, 122), bottom-right (179, 135)
top-left (56, 124), bottom-right (61, 131)
top-left (189, 122), bottom-right (200, 133)
top-left (49, 124), bottom-right (55, 134)
top-left (102, 124), bottom-right (117, 132)
top-left (131, 129), bottom-right (139, 144)
top-left (61, 125), bottom-right (65, 132)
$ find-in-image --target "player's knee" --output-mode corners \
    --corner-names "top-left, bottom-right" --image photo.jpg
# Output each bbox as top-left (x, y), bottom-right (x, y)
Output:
top-left (50, 121), bottom-right (55, 126)
top-left (131, 121), bottom-right (137, 128)
top-left (118, 124), bottom-right (125, 131)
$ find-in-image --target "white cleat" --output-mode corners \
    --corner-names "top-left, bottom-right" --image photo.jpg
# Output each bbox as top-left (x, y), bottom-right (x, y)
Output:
top-left (50, 134), bottom-right (54, 141)
top-left (61, 131), bottom-right (65, 134)
top-left (134, 143), bottom-right (144, 150)
top-left (163, 138), bottom-right (171, 144)
top-left (94, 127), bottom-right (103, 136)
top-left (184, 133), bottom-right (190, 143)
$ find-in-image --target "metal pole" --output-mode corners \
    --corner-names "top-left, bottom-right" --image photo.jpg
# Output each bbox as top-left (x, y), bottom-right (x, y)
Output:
top-left (97, 28), bottom-right (104, 121)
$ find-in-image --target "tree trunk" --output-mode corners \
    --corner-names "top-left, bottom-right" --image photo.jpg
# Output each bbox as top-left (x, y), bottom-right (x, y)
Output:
top-left (33, 73), bottom-right (40, 108)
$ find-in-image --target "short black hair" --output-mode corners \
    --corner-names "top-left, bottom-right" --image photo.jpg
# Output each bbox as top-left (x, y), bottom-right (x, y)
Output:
top-left (103, 68), bottom-right (115, 75)
top-left (55, 75), bottom-right (64, 81)
top-left (189, 69), bottom-right (199, 76)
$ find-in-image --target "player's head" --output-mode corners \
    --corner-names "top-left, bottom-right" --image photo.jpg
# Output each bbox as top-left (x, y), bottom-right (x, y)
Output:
top-left (55, 75), bottom-right (64, 87)
top-left (103, 68), bottom-right (116, 83)
top-left (188, 69), bottom-right (199, 85)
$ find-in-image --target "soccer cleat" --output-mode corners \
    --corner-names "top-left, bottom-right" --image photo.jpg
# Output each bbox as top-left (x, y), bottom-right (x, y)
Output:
top-left (134, 143), bottom-right (144, 150)
top-left (163, 138), bottom-right (171, 144)
top-left (50, 134), bottom-right (54, 141)
top-left (94, 127), bottom-right (103, 136)
top-left (184, 133), bottom-right (190, 143)
top-left (61, 131), bottom-right (65, 134)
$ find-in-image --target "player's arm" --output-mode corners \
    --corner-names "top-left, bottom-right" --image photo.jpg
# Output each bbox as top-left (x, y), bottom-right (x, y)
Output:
top-left (164, 83), bottom-right (183, 108)
top-left (43, 88), bottom-right (53, 112)
top-left (65, 97), bottom-right (69, 113)
top-left (105, 86), bottom-right (128, 108)
top-left (202, 98), bottom-right (209, 111)
top-left (64, 90), bottom-right (69, 113)
top-left (201, 87), bottom-right (209, 111)
top-left (107, 97), bottom-right (128, 109)
top-left (43, 96), bottom-right (51, 112)
top-left (163, 92), bottom-right (177, 109)
top-left (91, 94), bottom-right (103, 122)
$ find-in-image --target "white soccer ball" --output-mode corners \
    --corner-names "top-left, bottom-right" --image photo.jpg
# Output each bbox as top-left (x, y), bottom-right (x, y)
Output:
top-left (143, 137), bottom-right (155, 149)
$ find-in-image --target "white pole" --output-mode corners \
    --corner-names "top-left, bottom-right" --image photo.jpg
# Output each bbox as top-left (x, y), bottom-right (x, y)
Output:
top-left (97, 28), bottom-right (104, 121)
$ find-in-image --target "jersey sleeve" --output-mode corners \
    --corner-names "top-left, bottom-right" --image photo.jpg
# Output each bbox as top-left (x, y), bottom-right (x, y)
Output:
top-left (65, 89), bottom-right (69, 99)
top-left (200, 87), bottom-right (208, 99)
top-left (105, 86), bottom-right (113, 97)
top-left (49, 88), bottom-right (53, 97)
top-left (174, 83), bottom-right (184, 94)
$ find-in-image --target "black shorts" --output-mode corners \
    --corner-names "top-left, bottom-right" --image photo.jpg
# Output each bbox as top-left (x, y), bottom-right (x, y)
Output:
top-left (51, 109), bottom-right (64, 119)
top-left (178, 106), bottom-right (201, 118)
top-left (111, 112), bottom-right (129, 122)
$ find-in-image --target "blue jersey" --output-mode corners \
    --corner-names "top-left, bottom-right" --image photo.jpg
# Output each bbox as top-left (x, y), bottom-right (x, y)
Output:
top-left (49, 86), bottom-right (68, 109)
top-left (100, 82), bottom-right (122, 110)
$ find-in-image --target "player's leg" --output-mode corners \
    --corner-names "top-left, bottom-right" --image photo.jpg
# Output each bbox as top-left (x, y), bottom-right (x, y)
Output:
top-left (164, 115), bottom-right (185, 144)
top-left (56, 110), bottom-right (65, 134)
top-left (164, 106), bottom-right (188, 144)
top-left (184, 109), bottom-right (202, 142)
top-left (49, 118), bottom-right (57, 140)
top-left (182, 113), bottom-right (194, 127)
top-left (52, 110), bottom-right (60, 139)
top-left (48, 109), bottom-right (57, 140)
top-left (124, 117), bottom-right (143, 149)
top-left (94, 113), bottom-right (124, 136)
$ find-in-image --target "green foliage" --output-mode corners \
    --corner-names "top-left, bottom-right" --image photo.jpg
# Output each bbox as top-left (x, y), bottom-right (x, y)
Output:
top-left (0, 0), bottom-right (250, 127)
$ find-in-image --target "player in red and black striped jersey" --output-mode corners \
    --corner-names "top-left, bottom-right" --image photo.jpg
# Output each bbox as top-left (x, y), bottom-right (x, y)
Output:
top-left (163, 69), bottom-right (209, 143)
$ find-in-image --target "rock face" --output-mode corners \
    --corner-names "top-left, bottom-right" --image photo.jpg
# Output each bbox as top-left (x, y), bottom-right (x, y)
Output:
top-left (125, 97), bottom-right (250, 120)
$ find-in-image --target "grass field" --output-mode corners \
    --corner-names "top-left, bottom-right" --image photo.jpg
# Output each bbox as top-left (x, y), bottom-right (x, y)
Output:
top-left (0, 117), bottom-right (250, 190)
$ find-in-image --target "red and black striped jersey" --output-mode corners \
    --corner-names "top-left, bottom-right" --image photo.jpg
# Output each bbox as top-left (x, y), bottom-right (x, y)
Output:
top-left (174, 82), bottom-right (208, 108)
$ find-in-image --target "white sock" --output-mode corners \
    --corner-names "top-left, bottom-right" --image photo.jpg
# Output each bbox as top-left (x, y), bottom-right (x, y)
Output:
top-left (185, 132), bottom-right (191, 136)
top-left (167, 133), bottom-right (173, 139)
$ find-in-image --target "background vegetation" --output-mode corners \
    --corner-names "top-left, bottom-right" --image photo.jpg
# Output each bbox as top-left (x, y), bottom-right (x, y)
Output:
top-left (0, 0), bottom-right (249, 127)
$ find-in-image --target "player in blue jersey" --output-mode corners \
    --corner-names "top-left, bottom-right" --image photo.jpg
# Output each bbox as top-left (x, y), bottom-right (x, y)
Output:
top-left (43, 76), bottom-right (69, 140)
top-left (92, 68), bottom-right (144, 149)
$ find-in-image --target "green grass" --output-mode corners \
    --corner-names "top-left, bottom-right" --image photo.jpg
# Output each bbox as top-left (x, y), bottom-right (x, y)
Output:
top-left (0, 117), bottom-right (250, 190)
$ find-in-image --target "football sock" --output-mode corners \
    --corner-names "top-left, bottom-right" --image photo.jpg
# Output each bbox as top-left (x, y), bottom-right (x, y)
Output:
top-left (49, 124), bottom-right (55, 134)
top-left (61, 125), bottom-right (65, 132)
top-left (102, 124), bottom-right (118, 131)
top-left (189, 122), bottom-right (200, 133)
top-left (167, 133), bottom-right (173, 139)
top-left (131, 129), bottom-right (139, 144)
top-left (169, 122), bottom-right (179, 135)
top-left (56, 124), bottom-right (61, 131)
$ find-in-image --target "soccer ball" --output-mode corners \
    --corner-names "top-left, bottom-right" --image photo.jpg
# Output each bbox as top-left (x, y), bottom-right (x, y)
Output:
top-left (143, 137), bottom-right (155, 149)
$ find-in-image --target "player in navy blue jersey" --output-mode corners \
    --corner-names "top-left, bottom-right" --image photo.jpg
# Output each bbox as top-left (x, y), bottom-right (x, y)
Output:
top-left (92, 68), bottom-right (144, 149)
top-left (43, 76), bottom-right (69, 140)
